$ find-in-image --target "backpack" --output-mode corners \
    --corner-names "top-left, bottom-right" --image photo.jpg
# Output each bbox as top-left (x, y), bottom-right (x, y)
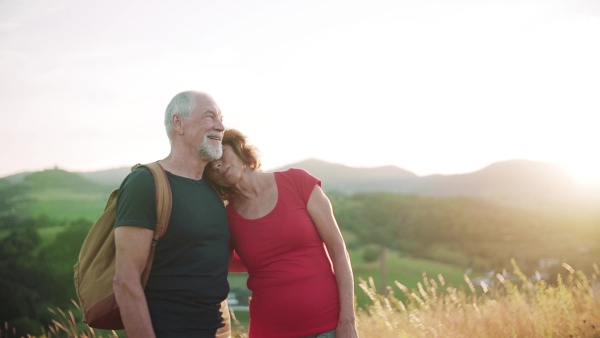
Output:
top-left (74, 162), bottom-right (172, 330)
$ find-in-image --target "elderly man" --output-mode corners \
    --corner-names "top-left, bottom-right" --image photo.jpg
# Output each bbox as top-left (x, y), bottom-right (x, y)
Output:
top-left (113, 91), bottom-right (230, 338)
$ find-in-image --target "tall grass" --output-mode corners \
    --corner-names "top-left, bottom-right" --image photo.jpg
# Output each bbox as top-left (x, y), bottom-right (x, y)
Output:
top-left (3, 261), bottom-right (599, 338)
top-left (2, 300), bottom-right (120, 338)
top-left (357, 260), bottom-right (600, 338)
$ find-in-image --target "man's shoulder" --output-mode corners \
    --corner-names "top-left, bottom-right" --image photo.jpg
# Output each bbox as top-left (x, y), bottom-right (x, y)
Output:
top-left (117, 166), bottom-right (155, 198)
top-left (122, 166), bottom-right (153, 184)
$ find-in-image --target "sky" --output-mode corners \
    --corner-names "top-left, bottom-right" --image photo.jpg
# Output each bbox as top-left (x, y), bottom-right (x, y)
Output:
top-left (1, 0), bottom-right (599, 185)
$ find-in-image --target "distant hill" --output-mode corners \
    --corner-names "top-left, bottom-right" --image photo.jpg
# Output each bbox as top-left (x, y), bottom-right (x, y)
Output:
top-left (23, 169), bottom-right (109, 194)
top-left (392, 159), bottom-right (578, 196)
top-left (271, 159), bottom-right (595, 209)
top-left (2, 159), bottom-right (597, 209)
top-left (78, 167), bottom-right (132, 188)
top-left (3, 167), bottom-right (131, 189)
top-left (2, 169), bottom-right (113, 221)
top-left (2, 172), bottom-right (31, 184)
top-left (275, 159), bottom-right (417, 185)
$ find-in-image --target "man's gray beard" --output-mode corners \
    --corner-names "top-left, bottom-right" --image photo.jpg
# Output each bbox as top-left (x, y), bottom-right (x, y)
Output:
top-left (199, 140), bottom-right (223, 161)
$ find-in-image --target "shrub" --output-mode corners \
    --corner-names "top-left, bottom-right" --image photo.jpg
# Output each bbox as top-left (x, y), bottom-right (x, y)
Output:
top-left (363, 245), bottom-right (381, 263)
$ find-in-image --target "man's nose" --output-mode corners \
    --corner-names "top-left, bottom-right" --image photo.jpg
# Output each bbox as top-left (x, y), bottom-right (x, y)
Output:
top-left (215, 118), bottom-right (225, 131)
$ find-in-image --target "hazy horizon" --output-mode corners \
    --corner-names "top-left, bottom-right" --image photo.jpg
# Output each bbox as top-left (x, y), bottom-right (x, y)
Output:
top-left (0, 156), bottom-right (587, 182)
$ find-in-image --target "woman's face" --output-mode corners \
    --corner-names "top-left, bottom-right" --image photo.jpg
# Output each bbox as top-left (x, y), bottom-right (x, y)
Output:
top-left (207, 144), bottom-right (242, 187)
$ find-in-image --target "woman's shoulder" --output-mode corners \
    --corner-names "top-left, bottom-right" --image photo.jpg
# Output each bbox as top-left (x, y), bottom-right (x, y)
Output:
top-left (275, 168), bottom-right (321, 199)
top-left (276, 167), bottom-right (314, 179)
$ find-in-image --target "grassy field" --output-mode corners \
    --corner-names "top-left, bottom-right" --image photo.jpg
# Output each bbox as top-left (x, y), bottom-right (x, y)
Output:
top-left (5, 262), bottom-right (598, 338)
top-left (350, 248), bottom-right (466, 306)
top-left (26, 191), bottom-right (107, 221)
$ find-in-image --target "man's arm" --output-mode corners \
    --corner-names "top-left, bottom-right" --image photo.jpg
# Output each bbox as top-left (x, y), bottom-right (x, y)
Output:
top-left (114, 226), bottom-right (156, 338)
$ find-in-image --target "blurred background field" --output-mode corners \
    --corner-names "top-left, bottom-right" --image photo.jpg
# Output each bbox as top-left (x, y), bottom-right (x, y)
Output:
top-left (1, 165), bottom-right (599, 337)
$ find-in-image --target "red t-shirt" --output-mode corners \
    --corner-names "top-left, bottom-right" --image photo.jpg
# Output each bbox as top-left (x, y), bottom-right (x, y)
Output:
top-left (227, 169), bottom-right (340, 337)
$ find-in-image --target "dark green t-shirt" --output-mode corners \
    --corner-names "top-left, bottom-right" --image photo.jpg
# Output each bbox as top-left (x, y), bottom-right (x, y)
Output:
top-left (115, 167), bottom-right (229, 338)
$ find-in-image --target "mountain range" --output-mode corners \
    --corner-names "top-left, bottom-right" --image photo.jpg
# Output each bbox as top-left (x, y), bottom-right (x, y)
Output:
top-left (2, 159), bottom-right (598, 210)
top-left (276, 159), bottom-right (599, 209)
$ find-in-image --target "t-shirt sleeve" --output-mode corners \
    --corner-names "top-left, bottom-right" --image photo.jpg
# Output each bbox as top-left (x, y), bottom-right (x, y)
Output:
top-left (289, 168), bottom-right (321, 205)
top-left (115, 167), bottom-right (157, 230)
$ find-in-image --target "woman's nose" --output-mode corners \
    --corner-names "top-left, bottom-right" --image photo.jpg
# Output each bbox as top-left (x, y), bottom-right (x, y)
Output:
top-left (212, 161), bottom-right (222, 169)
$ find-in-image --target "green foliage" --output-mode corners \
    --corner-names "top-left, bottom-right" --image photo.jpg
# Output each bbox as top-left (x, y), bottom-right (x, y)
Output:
top-left (0, 217), bottom-right (96, 336)
top-left (332, 192), bottom-right (600, 274)
top-left (0, 182), bottom-right (94, 336)
top-left (0, 226), bottom-right (60, 336)
top-left (0, 181), bottom-right (30, 229)
top-left (38, 218), bottom-right (93, 302)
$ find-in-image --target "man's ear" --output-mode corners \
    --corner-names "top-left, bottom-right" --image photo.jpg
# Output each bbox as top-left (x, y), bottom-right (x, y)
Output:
top-left (172, 114), bottom-right (184, 135)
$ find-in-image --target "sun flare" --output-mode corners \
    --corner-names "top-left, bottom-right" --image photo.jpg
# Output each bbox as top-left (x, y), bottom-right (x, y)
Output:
top-left (560, 162), bottom-right (600, 187)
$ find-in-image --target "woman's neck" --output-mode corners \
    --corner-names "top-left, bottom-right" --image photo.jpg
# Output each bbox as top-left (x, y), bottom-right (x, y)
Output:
top-left (231, 170), bottom-right (278, 219)
top-left (233, 170), bottom-right (268, 202)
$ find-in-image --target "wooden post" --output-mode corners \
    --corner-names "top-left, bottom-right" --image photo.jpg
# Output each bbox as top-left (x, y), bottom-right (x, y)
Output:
top-left (380, 245), bottom-right (387, 293)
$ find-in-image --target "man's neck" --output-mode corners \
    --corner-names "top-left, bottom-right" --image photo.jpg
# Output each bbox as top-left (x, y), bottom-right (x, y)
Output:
top-left (159, 152), bottom-right (208, 180)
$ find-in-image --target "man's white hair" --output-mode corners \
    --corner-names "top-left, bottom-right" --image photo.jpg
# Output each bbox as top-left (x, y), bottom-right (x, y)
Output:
top-left (164, 91), bottom-right (197, 140)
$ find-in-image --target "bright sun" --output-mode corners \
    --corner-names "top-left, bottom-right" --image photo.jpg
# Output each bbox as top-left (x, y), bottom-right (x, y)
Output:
top-left (560, 162), bottom-right (600, 187)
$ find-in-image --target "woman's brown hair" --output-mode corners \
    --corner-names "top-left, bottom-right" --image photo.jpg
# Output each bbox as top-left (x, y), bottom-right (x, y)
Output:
top-left (204, 129), bottom-right (261, 201)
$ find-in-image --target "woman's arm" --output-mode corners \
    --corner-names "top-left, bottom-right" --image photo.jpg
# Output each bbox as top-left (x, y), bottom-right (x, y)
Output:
top-left (307, 185), bottom-right (359, 338)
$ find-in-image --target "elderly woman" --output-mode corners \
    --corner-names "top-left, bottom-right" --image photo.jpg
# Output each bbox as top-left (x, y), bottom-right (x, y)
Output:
top-left (204, 129), bottom-right (358, 338)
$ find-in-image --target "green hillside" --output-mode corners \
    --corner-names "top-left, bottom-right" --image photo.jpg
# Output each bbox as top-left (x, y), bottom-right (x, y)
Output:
top-left (331, 192), bottom-right (600, 274)
top-left (24, 169), bottom-right (109, 193)
top-left (10, 169), bottom-right (112, 221)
